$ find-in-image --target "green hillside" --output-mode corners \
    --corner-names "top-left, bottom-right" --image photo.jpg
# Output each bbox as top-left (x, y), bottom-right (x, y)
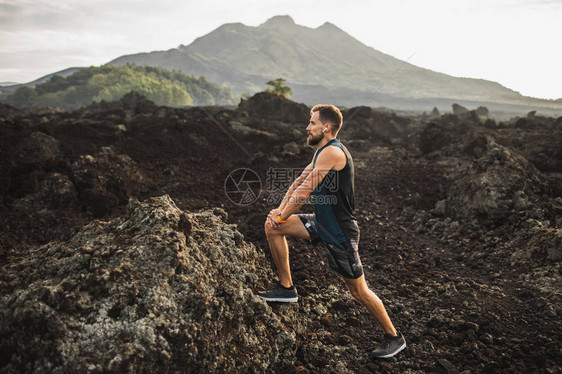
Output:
top-left (4, 64), bottom-right (239, 110)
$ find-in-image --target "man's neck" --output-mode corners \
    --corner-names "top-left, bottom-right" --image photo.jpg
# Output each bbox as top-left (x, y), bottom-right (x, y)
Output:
top-left (315, 136), bottom-right (336, 149)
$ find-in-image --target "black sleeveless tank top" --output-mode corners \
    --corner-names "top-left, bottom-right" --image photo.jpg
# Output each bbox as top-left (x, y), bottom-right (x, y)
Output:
top-left (311, 139), bottom-right (359, 244)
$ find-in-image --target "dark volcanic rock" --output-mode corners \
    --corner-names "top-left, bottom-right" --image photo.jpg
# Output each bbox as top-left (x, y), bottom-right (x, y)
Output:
top-left (475, 106), bottom-right (489, 120)
top-left (0, 195), bottom-right (296, 372)
top-left (87, 91), bottom-right (159, 115)
top-left (70, 147), bottom-right (144, 216)
top-left (445, 143), bottom-right (541, 223)
top-left (1, 92), bottom-right (561, 373)
top-left (419, 122), bottom-right (454, 155)
top-left (18, 131), bottom-right (62, 167)
top-left (452, 103), bottom-right (469, 115)
top-left (12, 172), bottom-right (79, 210)
top-left (345, 105), bottom-right (372, 120)
top-left (236, 91), bottom-right (309, 123)
top-left (0, 103), bottom-right (19, 117)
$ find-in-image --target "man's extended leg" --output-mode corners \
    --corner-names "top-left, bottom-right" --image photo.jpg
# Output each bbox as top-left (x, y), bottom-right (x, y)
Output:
top-left (343, 275), bottom-right (397, 335)
top-left (264, 215), bottom-right (310, 288)
top-left (344, 275), bottom-right (406, 358)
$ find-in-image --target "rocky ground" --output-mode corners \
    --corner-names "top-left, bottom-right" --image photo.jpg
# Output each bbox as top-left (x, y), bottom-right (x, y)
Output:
top-left (0, 92), bottom-right (561, 373)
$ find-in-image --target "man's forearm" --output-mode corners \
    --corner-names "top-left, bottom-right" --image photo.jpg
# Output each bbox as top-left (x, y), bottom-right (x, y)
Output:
top-left (278, 177), bottom-right (304, 211)
top-left (278, 187), bottom-right (310, 220)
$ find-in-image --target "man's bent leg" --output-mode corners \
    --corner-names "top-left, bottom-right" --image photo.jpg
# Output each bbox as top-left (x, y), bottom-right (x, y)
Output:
top-left (343, 275), bottom-right (398, 336)
top-left (264, 215), bottom-right (310, 288)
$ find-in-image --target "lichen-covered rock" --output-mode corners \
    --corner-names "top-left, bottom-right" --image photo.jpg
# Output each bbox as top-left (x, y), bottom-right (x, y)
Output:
top-left (0, 195), bottom-right (296, 373)
top-left (445, 143), bottom-right (541, 223)
top-left (510, 223), bottom-right (562, 265)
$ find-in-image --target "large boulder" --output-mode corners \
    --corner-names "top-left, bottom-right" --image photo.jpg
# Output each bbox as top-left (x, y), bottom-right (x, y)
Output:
top-left (11, 172), bottom-right (79, 210)
top-left (445, 143), bottom-right (541, 223)
top-left (475, 106), bottom-right (489, 120)
top-left (236, 91), bottom-right (309, 123)
top-left (0, 195), bottom-right (296, 372)
top-left (419, 122), bottom-right (454, 155)
top-left (452, 103), bottom-right (469, 115)
top-left (87, 91), bottom-right (159, 115)
top-left (17, 131), bottom-right (62, 167)
top-left (419, 119), bottom-right (493, 158)
top-left (4, 132), bottom-right (64, 198)
top-left (70, 147), bottom-right (144, 217)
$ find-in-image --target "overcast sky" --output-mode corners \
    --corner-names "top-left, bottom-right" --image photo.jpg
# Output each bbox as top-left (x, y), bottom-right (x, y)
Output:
top-left (0, 0), bottom-right (560, 99)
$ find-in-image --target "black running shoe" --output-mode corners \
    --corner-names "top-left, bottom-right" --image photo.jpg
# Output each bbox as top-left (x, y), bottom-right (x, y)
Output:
top-left (372, 331), bottom-right (406, 358)
top-left (257, 283), bottom-right (298, 303)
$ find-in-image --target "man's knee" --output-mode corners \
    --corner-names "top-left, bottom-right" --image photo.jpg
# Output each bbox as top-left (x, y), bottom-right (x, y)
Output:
top-left (264, 220), bottom-right (278, 237)
top-left (346, 280), bottom-right (374, 303)
top-left (347, 284), bottom-right (364, 301)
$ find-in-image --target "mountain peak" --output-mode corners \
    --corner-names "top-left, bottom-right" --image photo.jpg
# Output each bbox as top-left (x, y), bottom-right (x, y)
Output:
top-left (318, 21), bottom-right (338, 29)
top-left (259, 15), bottom-right (296, 28)
top-left (316, 21), bottom-right (346, 34)
top-left (107, 16), bottom-right (559, 112)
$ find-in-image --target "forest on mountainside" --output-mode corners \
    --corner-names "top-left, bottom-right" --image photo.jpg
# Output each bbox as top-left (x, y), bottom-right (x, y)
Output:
top-left (3, 64), bottom-right (239, 110)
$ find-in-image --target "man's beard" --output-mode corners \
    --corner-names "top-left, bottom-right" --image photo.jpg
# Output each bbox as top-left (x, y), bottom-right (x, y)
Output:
top-left (307, 133), bottom-right (323, 146)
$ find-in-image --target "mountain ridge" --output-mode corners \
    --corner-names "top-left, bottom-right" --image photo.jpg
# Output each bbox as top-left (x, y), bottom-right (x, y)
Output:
top-left (108, 16), bottom-right (560, 115)
top-left (2, 16), bottom-right (559, 115)
top-left (0, 67), bottom-right (84, 101)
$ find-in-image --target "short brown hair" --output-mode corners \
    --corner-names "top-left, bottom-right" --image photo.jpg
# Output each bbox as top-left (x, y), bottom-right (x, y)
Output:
top-left (311, 104), bottom-right (343, 134)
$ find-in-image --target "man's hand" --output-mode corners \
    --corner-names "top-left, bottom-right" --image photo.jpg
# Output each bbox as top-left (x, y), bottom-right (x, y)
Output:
top-left (266, 208), bottom-right (283, 229)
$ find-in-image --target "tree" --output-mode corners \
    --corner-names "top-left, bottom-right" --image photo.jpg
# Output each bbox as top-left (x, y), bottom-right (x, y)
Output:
top-left (266, 78), bottom-right (292, 99)
top-left (5, 86), bottom-right (37, 107)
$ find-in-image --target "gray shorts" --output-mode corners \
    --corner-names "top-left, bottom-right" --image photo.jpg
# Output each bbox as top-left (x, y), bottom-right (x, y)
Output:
top-left (298, 214), bottom-right (363, 279)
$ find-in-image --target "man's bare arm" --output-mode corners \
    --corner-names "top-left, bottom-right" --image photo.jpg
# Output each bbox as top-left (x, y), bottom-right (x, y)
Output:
top-left (265, 161), bottom-right (314, 228)
top-left (278, 146), bottom-right (342, 220)
top-left (278, 162), bottom-right (314, 211)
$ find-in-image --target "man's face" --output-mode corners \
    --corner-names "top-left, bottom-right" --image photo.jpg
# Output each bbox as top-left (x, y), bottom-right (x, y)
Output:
top-left (306, 111), bottom-right (326, 147)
